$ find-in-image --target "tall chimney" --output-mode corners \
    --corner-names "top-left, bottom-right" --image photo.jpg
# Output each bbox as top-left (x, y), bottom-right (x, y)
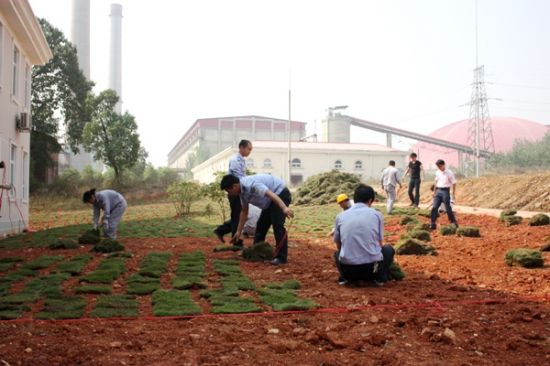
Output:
top-left (70, 0), bottom-right (91, 79)
top-left (109, 4), bottom-right (123, 113)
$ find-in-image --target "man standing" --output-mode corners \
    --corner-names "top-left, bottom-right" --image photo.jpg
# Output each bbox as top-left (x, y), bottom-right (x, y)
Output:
top-left (334, 185), bottom-right (395, 286)
top-left (220, 174), bottom-right (294, 265)
top-left (380, 160), bottom-right (402, 215)
top-left (404, 153), bottom-right (423, 208)
top-left (214, 140), bottom-right (252, 245)
top-left (430, 159), bottom-right (458, 229)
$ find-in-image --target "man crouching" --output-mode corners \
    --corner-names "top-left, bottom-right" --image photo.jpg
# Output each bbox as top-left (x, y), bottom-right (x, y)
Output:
top-left (334, 184), bottom-right (395, 286)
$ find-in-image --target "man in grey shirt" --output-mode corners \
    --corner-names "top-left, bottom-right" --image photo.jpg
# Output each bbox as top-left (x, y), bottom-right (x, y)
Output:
top-left (83, 188), bottom-right (127, 239)
top-left (380, 160), bottom-right (402, 215)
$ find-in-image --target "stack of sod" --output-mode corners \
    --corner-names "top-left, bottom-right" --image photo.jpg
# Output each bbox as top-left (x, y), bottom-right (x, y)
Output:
top-left (440, 225), bottom-right (457, 236)
top-left (127, 252), bottom-right (170, 295)
top-left (90, 295), bottom-right (139, 318)
top-left (528, 213), bottom-right (550, 227)
top-left (395, 238), bottom-right (437, 255)
top-left (259, 280), bottom-right (317, 311)
top-left (294, 170), bottom-right (365, 205)
top-left (91, 238), bottom-right (125, 253)
top-left (407, 222), bottom-right (430, 231)
top-left (75, 257), bottom-right (127, 294)
top-left (242, 242), bottom-right (274, 262)
top-left (152, 289), bottom-right (202, 316)
top-left (388, 262), bottom-right (405, 280)
top-left (499, 210), bottom-right (522, 226)
top-left (505, 248), bottom-right (544, 268)
top-left (49, 239), bottom-right (80, 250)
top-left (0, 257), bottom-right (23, 272)
top-left (456, 226), bottom-right (481, 237)
top-left (56, 254), bottom-right (93, 276)
top-left (172, 251), bottom-right (207, 289)
top-left (404, 229), bottom-right (431, 242)
top-left (78, 229), bottom-right (101, 245)
top-left (400, 215), bottom-right (418, 225)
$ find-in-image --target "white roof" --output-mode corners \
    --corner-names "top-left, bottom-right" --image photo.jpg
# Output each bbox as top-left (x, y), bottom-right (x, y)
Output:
top-left (251, 141), bottom-right (403, 152)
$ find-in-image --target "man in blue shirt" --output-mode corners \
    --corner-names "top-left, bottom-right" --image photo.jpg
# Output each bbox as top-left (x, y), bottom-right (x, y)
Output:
top-left (220, 174), bottom-right (294, 265)
top-left (214, 140), bottom-right (252, 244)
top-left (333, 184), bottom-right (395, 286)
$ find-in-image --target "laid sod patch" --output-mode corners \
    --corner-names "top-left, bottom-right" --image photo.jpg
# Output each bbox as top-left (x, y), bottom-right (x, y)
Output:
top-left (400, 215), bottom-right (418, 225)
top-left (21, 255), bottom-right (64, 272)
top-left (80, 257), bottom-right (126, 284)
top-left (499, 209), bottom-right (517, 220)
top-left (440, 225), bottom-right (457, 236)
top-left (213, 245), bottom-right (242, 252)
top-left (200, 288), bottom-right (262, 314)
top-left (152, 289), bottom-right (202, 316)
top-left (242, 242), bottom-right (274, 262)
top-left (78, 229), bottom-right (101, 245)
top-left (138, 252), bottom-right (170, 278)
top-left (264, 279), bottom-right (301, 290)
top-left (56, 254), bottom-right (93, 275)
top-left (107, 252), bottom-right (133, 258)
top-left (90, 295), bottom-right (139, 318)
top-left (91, 239), bottom-right (125, 253)
top-left (35, 296), bottom-right (86, 319)
top-left (213, 260), bottom-right (256, 291)
top-left (505, 249), bottom-right (544, 268)
top-left (407, 222), bottom-right (430, 231)
top-left (49, 239), bottom-right (80, 250)
top-left (0, 257), bottom-right (23, 272)
top-left (416, 209), bottom-right (432, 218)
top-left (395, 238), bottom-right (437, 255)
top-left (388, 262), bottom-right (405, 280)
top-left (172, 251), bottom-right (207, 290)
top-left (74, 284), bottom-right (112, 294)
top-left (405, 229), bottom-right (431, 242)
top-left (259, 281), bottom-right (317, 311)
top-left (528, 213), bottom-right (550, 226)
top-left (456, 226), bottom-right (481, 237)
top-left (127, 274), bottom-right (161, 295)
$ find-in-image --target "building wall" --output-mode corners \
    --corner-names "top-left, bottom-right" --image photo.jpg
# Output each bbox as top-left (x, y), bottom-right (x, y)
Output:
top-left (0, 16), bottom-right (32, 234)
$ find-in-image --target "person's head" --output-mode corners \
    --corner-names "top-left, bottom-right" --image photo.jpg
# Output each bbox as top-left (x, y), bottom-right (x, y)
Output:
top-left (238, 140), bottom-right (252, 157)
top-left (336, 193), bottom-right (350, 210)
top-left (82, 188), bottom-right (96, 204)
top-left (220, 175), bottom-right (241, 196)
top-left (410, 153), bottom-right (417, 161)
top-left (435, 159), bottom-right (446, 171)
top-left (353, 184), bottom-right (375, 206)
top-left (388, 160), bottom-right (395, 167)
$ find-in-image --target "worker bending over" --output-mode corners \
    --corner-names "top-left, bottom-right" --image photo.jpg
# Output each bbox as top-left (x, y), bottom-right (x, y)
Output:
top-left (82, 189), bottom-right (127, 239)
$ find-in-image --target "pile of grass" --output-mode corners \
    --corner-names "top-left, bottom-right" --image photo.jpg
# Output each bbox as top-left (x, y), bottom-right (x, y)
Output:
top-left (0, 257), bottom-right (23, 272)
top-left (49, 239), bottom-right (80, 250)
top-left (213, 245), bottom-right (242, 252)
top-left (456, 226), bottom-right (481, 237)
top-left (56, 254), bottom-right (93, 275)
top-left (440, 225), bottom-right (457, 236)
top-left (76, 257), bottom-right (126, 294)
top-left (242, 242), bottom-right (274, 262)
top-left (400, 215), bottom-right (418, 225)
top-left (528, 213), bottom-right (550, 226)
top-left (35, 296), bottom-right (87, 319)
top-left (395, 238), bottom-right (437, 256)
top-left (505, 248), bottom-right (544, 268)
top-left (78, 229), bottom-right (101, 245)
top-left (259, 280), bottom-right (316, 311)
top-left (172, 251), bottom-right (207, 290)
top-left (152, 289), bottom-right (202, 316)
top-left (91, 239), bottom-right (125, 253)
top-left (90, 295), bottom-right (139, 318)
top-left (404, 229), bottom-right (431, 242)
top-left (499, 210), bottom-right (522, 226)
top-left (388, 262), bottom-right (405, 280)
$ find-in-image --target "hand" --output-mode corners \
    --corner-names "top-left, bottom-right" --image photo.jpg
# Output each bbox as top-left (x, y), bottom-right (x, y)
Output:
top-left (230, 233), bottom-right (242, 244)
top-left (283, 207), bottom-right (294, 218)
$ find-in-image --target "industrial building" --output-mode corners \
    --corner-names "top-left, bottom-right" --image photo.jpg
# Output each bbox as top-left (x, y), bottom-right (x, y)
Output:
top-left (0, 0), bottom-right (52, 234)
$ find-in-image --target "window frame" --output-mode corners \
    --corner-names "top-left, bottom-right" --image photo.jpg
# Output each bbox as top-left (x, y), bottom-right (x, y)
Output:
top-left (9, 144), bottom-right (17, 199)
top-left (263, 158), bottom-right (273, 169)
top-left (334, 159), bottom-right (343, 169)
top-left (354, 160), bottom-right (363, 170)
top-left (12, 44), bottom-right (20, 99)
top-left (291, 158), bottom-right (302, 168)
top-left (22, 150), bottom-right (29, 202)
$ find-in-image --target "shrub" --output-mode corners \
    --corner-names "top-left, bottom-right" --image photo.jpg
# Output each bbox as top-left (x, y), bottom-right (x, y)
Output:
top-left (203, 175), bottom-right (229, 221)
top-left (456, 226), bottom-right (481, 237)
top-left (505, 249), bottom-right (544, 268)
top-left (51, 168), bottom-right (81, 196)
top-left (394, 238), bottom-right (437, 255)
top-left (528, 213), bottom-right (550, 226)
top-left (167, 181), bottom-right (202, 216)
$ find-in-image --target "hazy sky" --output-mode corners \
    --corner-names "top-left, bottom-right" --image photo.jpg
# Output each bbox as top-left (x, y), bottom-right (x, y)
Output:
top-left (29, 0), bottom-right (550, 166)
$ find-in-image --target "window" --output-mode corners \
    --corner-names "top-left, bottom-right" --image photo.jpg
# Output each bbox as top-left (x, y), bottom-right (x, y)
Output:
top-left (263, 158), bottom-right (272, 168)
top-left (12, 46), bottom-right (19, 97)
top-left (22, 151), bottom-right (29, 200)
top-left (246, 158), bottom-right (254, 168)
top-left (355, 160), bottom-right (363, 169)
top-left (291, 158), bottom-right (302, 168)
top-left (24, 64), bottom-right (30, 108)
top-left (10, 144), bottom-right (17, 197)
top-left (334, 160), bottom-right (343, 169)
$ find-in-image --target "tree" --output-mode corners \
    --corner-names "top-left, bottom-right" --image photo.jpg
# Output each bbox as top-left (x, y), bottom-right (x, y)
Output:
top-left (167, 181), bottom-right (202, 216)
top-left (82, 90), bottom-right (142, 181)
top-left (31, 19), bottom-right (93, 183)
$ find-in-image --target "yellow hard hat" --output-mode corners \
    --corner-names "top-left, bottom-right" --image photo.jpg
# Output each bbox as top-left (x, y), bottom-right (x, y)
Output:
top-left (336, 194), bottom-right (349, 204)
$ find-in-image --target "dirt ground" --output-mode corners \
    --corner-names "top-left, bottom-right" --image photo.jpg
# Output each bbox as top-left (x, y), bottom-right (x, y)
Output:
top-left (0, 211), bottom-right (549, 365)
top-left (397, 172), bottom-right (550, 212)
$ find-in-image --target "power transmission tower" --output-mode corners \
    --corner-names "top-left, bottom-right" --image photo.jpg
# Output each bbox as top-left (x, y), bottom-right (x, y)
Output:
top-left (466, 65), bottom-right (495, 177)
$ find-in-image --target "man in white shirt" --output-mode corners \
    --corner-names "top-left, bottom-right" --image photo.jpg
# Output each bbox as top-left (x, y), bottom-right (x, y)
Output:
top-left (380, 160), bottom-right (402, 215)
top-left (430, 159), bottom-right (458, 229)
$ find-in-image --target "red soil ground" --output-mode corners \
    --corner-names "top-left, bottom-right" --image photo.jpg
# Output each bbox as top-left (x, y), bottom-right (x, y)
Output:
top-left (0, 213), bottom-right (549, 365)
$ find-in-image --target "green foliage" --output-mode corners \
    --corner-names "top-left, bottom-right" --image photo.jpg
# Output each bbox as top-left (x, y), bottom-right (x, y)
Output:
top-left (90, 295), bottom-right (139, 318)
top-left (487, 131), bottom-right (550, 169)
top-left (49, 238), bottom-right (80, 250)
top-left (74, 284), bottom-right (112, 294)
top-left (528, 213), bottom-right (550, 226)
top-left (395, 238), bottom-right (437, 255)
top-left (152, 290), bottom-right (202, 316)
top-left (456, 226), bottom-right (481, 237)
top-left (56, 254), bottom-right (93, 275)
top-left (81, 165), bottom-right (104, 188)
top-left (440, 225), bottom-right (457, 236)
top-left (91, 238), bottom-right (125, 253)
top-left (505, 249), bottom-right (544, 268)
top-left (203, 174), bottom-right (229, 221)
top-left (80, 257), bottom-right (126, 284)
top-left (259, 285), bottom-right (317, 311)
top-left (50, 169), bottom-right (82, 196)
top-left (36, 296), bottom-right (87, 319)
top-left (295, 170), bottom-right (362, 205)
top-left (82, 90), bottom-right (142, 181)
top-left (167, 181), bottom-right (202, 216)
top-left (242, 241), bottom-right (274, 261)
top-left (388, 262), bottom-right (405, 280)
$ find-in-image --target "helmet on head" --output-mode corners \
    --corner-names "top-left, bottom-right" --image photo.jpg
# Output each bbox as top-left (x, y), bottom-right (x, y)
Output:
top-left (336, 194), bottom-right (349, 204)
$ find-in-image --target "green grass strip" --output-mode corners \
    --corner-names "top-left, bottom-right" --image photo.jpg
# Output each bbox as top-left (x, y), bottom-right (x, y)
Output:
top-left (80, 257), bottom-right (126, 284)
top-left (0, 257), bottom-right (24, 272)
top-left (21, 255), bottom-right (64, 271)
top-left (127, 274), bottom-right (161, 295)
top-left (172, 251), bottom-right (207, 289)
top-left (56, 254), bottom-right (93, 275)
top-left (259, 281), bottom-right (317, 311)
top-left (74, 284), bottom-right (113, 294)
top-left (152, 289), bottom-right (201, 316)
top-left (90, 295), bottom-right (138, 318)
top-left (138, 252), bottom-right (171, 278)
top-left (35, 296), bottom-right (86, 319)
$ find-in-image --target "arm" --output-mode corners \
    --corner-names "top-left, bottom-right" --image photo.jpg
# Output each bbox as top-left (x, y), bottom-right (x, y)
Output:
top-left (265, 190), bottom-right (294, 218)
top-left (93, 205), bottom-right (100, 229)
top-left (333, 217), bottom-right (341, 250)
top-left (452, 183), bottom-right (456, 200)
top-left (404, 167), bottom-right (410, 177)
top-left (102, 195), bottom-right (111, 227)
top-left (378, 213), bottom-right (384, 248)
top-left (231, 202), bottom-right (249, 243)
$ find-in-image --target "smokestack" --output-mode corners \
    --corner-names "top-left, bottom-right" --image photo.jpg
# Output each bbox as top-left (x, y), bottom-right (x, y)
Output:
top-left (70, 0), bottom-right (91, 79)
top-left (109, 3), bottom-right (123, 113)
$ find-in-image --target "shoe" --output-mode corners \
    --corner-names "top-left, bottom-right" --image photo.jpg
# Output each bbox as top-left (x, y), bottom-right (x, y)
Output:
top-left (213, 230), bottom-right (224, 243)
top-left (429, 224), bottom-right (437, 230)
top-left (368, 280), bottom-right (384, 287)
top-left (413, 204), bottom-right (419, 208)
top-left (408, 203), bottom-right (415, 207)
top-left (338, 279), bottom-right (348, 286)
top-left (269, 258), bottom-right (287, 266)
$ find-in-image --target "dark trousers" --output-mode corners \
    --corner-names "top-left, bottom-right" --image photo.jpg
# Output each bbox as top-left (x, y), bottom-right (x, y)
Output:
top-left (214, 220), bottom-right (232, 237)
top-left (228, 194), bottom-right (242, 237)
top-left (430, 188), bottom-right (457, 225)
top-left (335, 245), bottom-right (395, 283)
top-left (408, 177), bottom-right (421, 205)
top-left (254, 188), bottom-right (291, 261)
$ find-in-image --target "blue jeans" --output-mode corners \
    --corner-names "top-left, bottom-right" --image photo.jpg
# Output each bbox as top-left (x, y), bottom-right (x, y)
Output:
top-left (430, 188), bottom-right (457, 226)
top-left (408, 178), bottom-right (421, 205)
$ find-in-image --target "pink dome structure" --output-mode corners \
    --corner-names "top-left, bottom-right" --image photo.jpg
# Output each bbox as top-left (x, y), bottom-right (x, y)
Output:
top-left (413, 117), bottom-right (550, 169)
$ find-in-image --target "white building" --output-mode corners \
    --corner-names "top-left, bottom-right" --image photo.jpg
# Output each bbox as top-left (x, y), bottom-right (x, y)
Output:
top-left (0, 1), bottom-right (52, 234)
top-left (192, 141), bottom-right (408, 186)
